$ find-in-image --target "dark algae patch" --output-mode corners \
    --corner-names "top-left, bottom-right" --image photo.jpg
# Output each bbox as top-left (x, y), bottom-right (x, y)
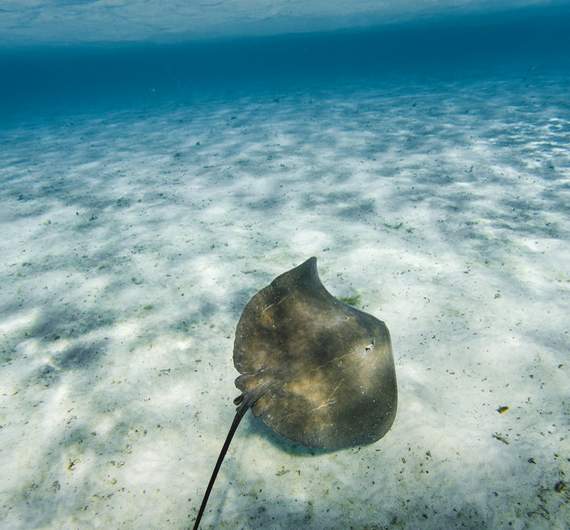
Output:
top-left (338, 293), bottom-right (362, 307)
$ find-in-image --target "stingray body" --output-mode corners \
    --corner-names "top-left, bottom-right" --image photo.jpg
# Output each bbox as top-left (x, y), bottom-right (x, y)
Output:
top-left (234, 256), bottom-right (397, 449)
top-left (193, 257), bottom-right (397, 529)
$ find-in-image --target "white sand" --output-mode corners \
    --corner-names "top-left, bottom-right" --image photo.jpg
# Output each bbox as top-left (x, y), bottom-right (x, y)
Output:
top-left (0, 75), bottom-right (569, 529)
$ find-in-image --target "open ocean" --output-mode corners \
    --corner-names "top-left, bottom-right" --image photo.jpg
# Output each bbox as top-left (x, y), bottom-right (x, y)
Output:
top-left (1, 2), bottom-right (569, 529)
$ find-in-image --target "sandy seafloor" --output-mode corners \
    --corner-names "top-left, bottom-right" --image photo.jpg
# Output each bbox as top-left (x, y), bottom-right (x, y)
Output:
top-left (0, 73), bottom-right (569, 530)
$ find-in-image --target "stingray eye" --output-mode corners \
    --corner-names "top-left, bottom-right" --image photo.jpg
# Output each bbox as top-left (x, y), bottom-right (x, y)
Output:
top-left (365, 343), bottom-right (374, 352)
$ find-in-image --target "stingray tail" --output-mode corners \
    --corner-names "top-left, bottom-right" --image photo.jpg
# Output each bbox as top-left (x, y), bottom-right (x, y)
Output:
top-left (192, 392), bottom-right (256, 530)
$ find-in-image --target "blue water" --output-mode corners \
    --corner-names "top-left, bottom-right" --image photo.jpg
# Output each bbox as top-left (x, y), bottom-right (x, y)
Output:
top-left (2, 4), bottom-right (570, 125)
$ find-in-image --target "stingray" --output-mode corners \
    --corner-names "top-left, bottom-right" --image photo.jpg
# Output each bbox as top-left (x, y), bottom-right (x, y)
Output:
top-left (192, 257), bottom-right (397, 529)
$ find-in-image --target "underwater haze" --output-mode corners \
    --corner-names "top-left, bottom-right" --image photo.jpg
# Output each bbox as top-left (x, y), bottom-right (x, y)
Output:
top-left (1, 1), bottom-right (569, 529)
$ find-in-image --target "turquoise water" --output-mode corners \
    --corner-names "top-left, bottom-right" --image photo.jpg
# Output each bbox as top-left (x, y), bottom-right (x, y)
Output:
top-left (2, 5), bottom-right (570, 123)
top-left (1, 3), bottom-right (569, 530)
